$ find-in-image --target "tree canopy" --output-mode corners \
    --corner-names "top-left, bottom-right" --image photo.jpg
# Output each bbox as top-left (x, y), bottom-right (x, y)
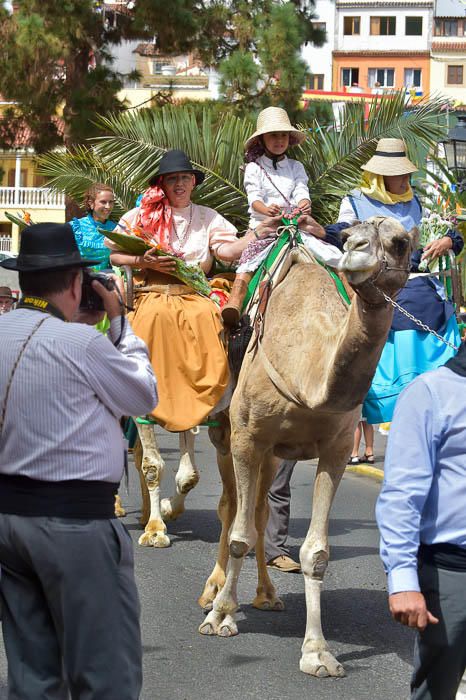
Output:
top-left (0, 0), bottom-right (325, 152)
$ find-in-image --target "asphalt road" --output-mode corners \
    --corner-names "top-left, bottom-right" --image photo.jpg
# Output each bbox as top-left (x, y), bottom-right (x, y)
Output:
top-left (0, 428), bottom-right (415, 700)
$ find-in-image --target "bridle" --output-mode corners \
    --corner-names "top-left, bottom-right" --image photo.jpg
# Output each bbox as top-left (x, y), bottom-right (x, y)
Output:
top-left (351, 218), bottom-right (412, 308)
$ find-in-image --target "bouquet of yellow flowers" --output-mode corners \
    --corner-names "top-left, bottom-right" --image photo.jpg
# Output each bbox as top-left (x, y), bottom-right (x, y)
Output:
top-left (102, 224), bottom-right (212, 297)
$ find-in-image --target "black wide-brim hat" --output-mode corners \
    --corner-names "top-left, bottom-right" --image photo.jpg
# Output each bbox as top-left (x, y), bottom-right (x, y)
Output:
top-left (155, 149), bottom-right (205, 185)
top-left (0, 223), bottom-right (100, 272)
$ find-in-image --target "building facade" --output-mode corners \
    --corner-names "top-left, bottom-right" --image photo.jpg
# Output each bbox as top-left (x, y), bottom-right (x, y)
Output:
top-left (332, 0), bottom-right (433, 94)
top-left (430, 0), bottom-right (466, 107)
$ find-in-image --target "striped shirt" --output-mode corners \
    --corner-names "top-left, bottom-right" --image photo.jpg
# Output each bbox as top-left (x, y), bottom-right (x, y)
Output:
top-left (0, 309), bottom-right (157, 482)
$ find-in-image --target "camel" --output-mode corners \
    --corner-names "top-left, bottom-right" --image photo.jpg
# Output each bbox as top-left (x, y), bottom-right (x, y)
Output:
top-left (197, 216), bottom-right (417, 678)
top-left (116, 423), bottom-right (200, 548)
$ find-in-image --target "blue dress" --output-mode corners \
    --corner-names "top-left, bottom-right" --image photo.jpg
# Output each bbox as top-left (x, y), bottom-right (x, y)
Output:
top-left (344, 192), bottom-right (461, 423)
top-left (70, 214), bottom-right (116, 271)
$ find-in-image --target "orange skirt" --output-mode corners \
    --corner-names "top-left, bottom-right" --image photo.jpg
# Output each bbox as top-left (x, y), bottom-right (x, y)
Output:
top-left (128, 279), bottom-right (230, 431)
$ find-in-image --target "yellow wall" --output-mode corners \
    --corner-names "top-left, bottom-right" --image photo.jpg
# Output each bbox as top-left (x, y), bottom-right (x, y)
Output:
top-left (430, 55), bottom-right (466, 106)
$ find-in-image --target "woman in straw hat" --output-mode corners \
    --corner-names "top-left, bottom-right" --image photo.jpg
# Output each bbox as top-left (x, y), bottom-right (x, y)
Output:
top-left (338, 137), bottom-right (463, 452)
top-left (222, 106), bottom-right (342, 326)
top-left (337, 137), bottom-right (463, 266)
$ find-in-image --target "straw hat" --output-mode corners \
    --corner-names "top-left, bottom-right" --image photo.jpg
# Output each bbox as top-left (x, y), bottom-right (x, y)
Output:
top-left (362, 138), bottom-right (418, 176)
top-left (245, 107), bottom-right (306, 150)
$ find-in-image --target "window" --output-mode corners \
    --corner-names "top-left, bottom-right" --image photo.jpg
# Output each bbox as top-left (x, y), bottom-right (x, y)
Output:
top-left (368, 68), bottom-right (394, 88)
top-left (435, 19), bottom-right (463, 37)
top-left (405, 17), bottom-right (422, 35)
top-left (370, 16), bottom-right (396, 35)
top-left (312, 22), bottom-right (326, 33)
top-left (308, 74), bottom-right (324, 90)
top-left (343, 16), bottom-right (360, 35)
top-left (447, 65), bottom-right (463, 85)
top-left (341, 67), bottom-right (359, 88)
top-left (404, 68), bottom-right (422, 89)
top-left (151, 60), bottom-right (165, 74)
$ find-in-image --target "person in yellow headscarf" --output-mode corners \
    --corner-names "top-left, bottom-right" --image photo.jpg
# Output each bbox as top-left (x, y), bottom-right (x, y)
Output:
top-left (337, 137), bottom-right (462, 265)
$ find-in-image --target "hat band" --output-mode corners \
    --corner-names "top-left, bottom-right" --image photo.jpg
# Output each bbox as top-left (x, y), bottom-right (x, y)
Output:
top-left (16, 252), bottom-right (84, 266)
top-left (374, 151), bottom-right (407, 158)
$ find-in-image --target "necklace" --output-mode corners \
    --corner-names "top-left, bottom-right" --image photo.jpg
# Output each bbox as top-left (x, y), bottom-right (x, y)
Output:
top-left (172, 204), bottom-right (193, 248)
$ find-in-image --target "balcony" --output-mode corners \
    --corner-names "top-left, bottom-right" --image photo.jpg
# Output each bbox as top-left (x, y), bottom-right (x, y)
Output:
top-left (0, 187), bottom-right (65, 209)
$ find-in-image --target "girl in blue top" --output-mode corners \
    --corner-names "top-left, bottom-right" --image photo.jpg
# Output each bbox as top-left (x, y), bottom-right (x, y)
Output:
top-left (70, 183), bottom-right (116, 271)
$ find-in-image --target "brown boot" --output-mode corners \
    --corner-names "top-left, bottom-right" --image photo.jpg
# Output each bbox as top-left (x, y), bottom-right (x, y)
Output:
top-left (221, 273), bottom-right (251, 327)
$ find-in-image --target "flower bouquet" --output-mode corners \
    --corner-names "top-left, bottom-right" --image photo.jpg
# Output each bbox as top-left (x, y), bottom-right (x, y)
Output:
top-left (418, 211), bottom-right (456, 272)
top-left (102, 224), bottom-right (212, 297)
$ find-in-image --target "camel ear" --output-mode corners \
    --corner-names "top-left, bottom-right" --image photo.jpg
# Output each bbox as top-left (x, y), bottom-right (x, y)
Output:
top-left (407, 226), bottom-right (419, 250)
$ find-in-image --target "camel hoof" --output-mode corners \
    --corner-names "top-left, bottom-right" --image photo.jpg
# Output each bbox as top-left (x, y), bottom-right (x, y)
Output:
top-left (218, 624), bottom-right (236, 638)
top-left (160, 498), bottom-right (184, 522)
top-left (300, 651), bottom-right (345, 678)
top-left (138, 531), bottom-right (171, 548)
top-left (199, 621), bottom-right (216, 636)
top-left (253, 593), bottom-right (285, 611)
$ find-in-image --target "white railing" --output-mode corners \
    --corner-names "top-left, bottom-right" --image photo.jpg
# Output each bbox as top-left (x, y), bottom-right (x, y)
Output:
top-left (0, 187), bottom-right (65, 209)
top-left (0, 236), bottom-right (12, 252)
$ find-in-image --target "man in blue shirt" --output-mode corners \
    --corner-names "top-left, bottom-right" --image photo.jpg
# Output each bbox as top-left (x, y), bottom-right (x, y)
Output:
top-left (376, 344), bottom-right (466, 700)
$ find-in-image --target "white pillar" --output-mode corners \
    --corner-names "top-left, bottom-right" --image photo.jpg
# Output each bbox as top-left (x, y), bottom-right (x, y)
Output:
top-left (14, 154), bottom-right (21, 205)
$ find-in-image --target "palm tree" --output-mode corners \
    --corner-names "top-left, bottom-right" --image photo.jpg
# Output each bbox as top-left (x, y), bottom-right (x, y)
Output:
top-left (37, 92), bottom-right (449, 226)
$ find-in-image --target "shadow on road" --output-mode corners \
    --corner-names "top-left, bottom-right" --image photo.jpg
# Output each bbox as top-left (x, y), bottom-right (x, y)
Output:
top-left (231, 587), bottom-right (413, 668)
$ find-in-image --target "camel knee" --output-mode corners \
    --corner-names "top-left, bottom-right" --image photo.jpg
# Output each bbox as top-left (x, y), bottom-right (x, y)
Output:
top-left (142, 461), bottom-right (163, 489)
top-left (300, 548), bottom-right (329, 580)
top-left (230, 540), bottom-right (249, 559)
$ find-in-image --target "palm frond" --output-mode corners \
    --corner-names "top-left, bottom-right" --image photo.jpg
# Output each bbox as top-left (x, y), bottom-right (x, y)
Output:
top-left (38, 96), bottom-right (449, 228)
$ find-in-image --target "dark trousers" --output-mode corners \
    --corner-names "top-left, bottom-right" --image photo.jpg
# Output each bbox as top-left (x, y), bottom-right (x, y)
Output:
top-left (411, 559), bottom-right (466, 700)
top-left (264, 459), bottom-right (297, 562)
top-left (0, 514), bottom-right (142, 700)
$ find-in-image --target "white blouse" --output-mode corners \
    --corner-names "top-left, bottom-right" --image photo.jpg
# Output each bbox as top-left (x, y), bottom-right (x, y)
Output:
top-left (244, 154), bottom-right (310, 228)
top-left (107, 203), bottom-right (238, 273)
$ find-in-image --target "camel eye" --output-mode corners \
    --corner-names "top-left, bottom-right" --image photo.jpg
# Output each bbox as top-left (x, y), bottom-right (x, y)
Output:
top-left (391, 236), bottom-right (409, 257)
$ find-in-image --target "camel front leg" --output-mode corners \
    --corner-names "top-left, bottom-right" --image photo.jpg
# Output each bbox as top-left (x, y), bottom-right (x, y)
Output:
top-left (136, 420), bottom-right (170, 548)
top-left (161, 429), bottom-right (199, 521)
top-left (299, 455), bottom-right (346, 678)
top-left (253, 454), bottom-right (284, 612)
top-left (198, 450), bottom-right (237, 610)
top-left (199, 434), bottom-right (263, 637)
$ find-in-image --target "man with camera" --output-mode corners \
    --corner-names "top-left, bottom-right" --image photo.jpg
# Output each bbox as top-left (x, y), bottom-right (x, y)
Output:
top-left (0, 223), bottom-right (158, 700)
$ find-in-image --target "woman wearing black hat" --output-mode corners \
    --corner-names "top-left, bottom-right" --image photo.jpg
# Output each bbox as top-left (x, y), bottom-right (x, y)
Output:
top-left (107, 149), bottom-right (272, 431)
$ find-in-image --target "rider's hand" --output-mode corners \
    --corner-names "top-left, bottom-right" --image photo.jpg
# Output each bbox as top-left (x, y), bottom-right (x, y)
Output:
top-left (421, 236), bottom-right (452, 262)
top-left (91, 275), bottom-right (122, 321)
top-left (389, 591), bottom-right (439, 631)
top-left (293, 200), bottom-right (312, 217)
top-left (296, 215), bottom-right (325, 240)
top-left (142, 247), bottom-right (177, 273)
top-left (265, 203), bottom-right (283, 217)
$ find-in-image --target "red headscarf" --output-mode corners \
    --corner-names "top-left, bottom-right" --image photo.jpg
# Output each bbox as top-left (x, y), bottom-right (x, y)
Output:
top-left (135, 182), bottom-right (173, 250)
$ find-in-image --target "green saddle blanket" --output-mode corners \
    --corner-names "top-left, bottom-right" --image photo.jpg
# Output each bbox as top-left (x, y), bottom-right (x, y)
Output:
top-left (242, 221), bottom-right (350, 310)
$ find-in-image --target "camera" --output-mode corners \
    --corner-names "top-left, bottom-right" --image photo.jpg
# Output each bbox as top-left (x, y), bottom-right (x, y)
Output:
top-left (80, 270), bottom-right (115, 311)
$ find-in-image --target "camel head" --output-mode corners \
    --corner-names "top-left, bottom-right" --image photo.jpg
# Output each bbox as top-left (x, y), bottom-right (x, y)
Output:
top-left (339, 216), bottom-right (418, 302)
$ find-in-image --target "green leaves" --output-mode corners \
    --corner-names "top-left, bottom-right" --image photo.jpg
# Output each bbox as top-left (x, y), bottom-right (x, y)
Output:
top-left (38, 94), bottom-right (450, 227)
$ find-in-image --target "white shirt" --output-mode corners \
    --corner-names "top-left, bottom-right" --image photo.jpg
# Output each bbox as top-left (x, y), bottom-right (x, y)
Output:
top-left (0, 309), bottom-right (157, 482)
top-left (113, 204), bottom-right (238, 273)
top-left (244, 155), bottom-right (310, 228)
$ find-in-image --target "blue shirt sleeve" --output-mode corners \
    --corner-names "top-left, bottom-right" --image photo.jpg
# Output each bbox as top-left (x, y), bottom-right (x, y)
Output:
top-left (375, 377), bottom-right (439, 594)
top-left (446, 228), bottom-right (464, 256)
top-left (323, 222), bottom-right (349, 251)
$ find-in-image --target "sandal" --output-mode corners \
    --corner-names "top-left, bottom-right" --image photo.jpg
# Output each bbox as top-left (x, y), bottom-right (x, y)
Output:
top-left (347, 456), bottom-right (360, 465)
top-left (362, 454), bottom-right (375, 464)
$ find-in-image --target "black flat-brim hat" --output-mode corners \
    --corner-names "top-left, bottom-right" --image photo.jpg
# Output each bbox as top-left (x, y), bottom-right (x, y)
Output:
top-left (0, 223), bottom-right (100, 272)
top-left (155, 149), bottom-right (205, 185)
